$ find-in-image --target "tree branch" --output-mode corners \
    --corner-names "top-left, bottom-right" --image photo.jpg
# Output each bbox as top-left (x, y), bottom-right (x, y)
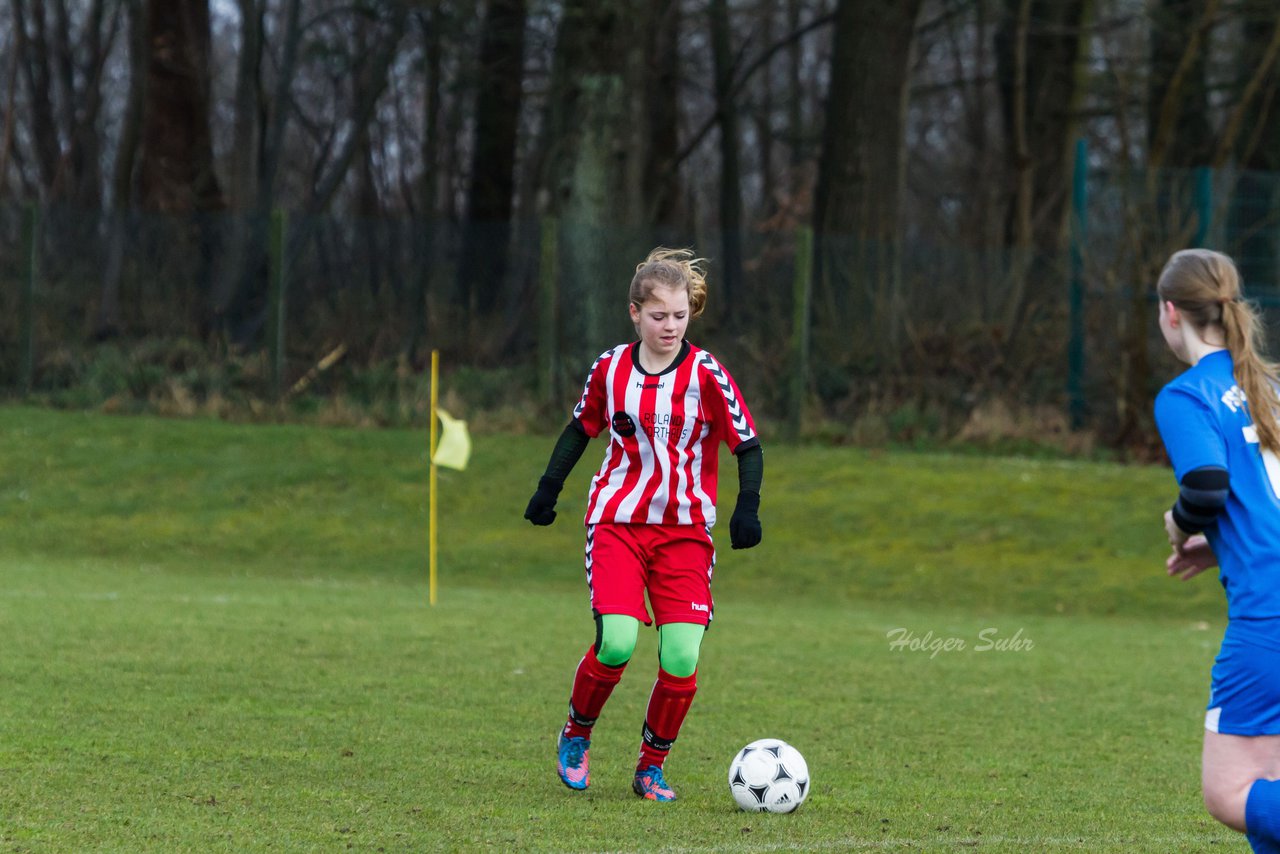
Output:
top-left (672, 10), bottom-right (834, 169)
top-left (1212, 11), bottom-right (1280, 167)
top-left (1147, 0), bottom-right (1220, 171)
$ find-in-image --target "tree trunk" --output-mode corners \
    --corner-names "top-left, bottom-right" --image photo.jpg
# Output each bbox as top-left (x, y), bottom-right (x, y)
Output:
top-left (305, 5), bottom-right (409, 214)
top-left (11, 0), bottom-right (118, 205)
top-left (404, 5), bottom-right (444, 360)
top-left (457, 0), bottom-right (528, 333)
top-left (226, 0), bottom-right (261, 213)
top-left (134, 0), bottom-right (225, 339)
top-left (1228, 8), bottom-right (1280, 288)
top-left (991, 0), bottom-right (1093, 350)
top-left (256, 0), bottom-right (302, 212)
top-left (644, 0), bottom-right (681, 227)
top-left (12, 0), bottom-right (63, 192)
top-left (710, 0), bottom-right (744, 320)
top-left (1106, 0), bottom-right (1219, 447)
top-left (0, 36), bottom-right (19, 199)
top-left (812, 0), bottom-right (923, 366)
top-left (135, 0), bottom-right (223, 214)
top-left (1148, 0), bottom-right (1217, 173)
top-left (207, 0), bottom-right (263, 338)
top-left (786, 0), bottom-right (805, 180)
top-left (69, 0), bottom-right (110, 209)
top-left (542, 0), bottom-right (649, 369)
top-left (755, 0), bottom-right (777, 219)
top-left (994, 0), bottom-right (1092, 254)
top-left (96, 0), bottom-right (148, 338)
top-left (208, 0), bottom-right (299, 345)
top-left (1000, 0), bottom-right (1033, 338)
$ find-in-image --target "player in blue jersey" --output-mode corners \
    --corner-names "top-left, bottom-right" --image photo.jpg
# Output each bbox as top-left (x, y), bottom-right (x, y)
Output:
top-left (1154, 249), bottom-right (1280, 853)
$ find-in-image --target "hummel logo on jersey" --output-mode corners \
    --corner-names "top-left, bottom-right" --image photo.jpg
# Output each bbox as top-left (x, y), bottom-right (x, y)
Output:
top-left (635, 379), bottom-right (666, 390)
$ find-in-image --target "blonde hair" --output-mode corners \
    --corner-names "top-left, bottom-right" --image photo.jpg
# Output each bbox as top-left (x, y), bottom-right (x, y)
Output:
top-left (1157, 248), bottom-right (1280, 454)
top-left (630, 247), bottom-right (708, 319)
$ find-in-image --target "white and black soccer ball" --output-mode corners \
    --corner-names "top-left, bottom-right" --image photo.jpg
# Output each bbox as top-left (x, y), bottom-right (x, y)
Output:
top-left (728, 738), bottom-right (810, 813)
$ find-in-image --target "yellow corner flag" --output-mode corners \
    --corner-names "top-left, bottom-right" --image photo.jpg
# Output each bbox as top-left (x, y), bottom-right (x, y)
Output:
top-left (431, 408), bottom-right (471, 471)
top-left (429, 350), bottom-right (470, 606)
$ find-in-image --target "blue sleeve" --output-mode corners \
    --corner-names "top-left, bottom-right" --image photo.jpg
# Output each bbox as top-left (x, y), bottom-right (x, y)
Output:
top-left (1155, 386), bottom-right (1228, 481)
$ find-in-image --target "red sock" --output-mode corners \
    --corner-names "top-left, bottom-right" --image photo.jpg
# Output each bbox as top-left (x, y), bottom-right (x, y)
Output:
top-left (636, 668), bottom-right (698, 771)
top-left (562, 646), bottom-right (626, 740)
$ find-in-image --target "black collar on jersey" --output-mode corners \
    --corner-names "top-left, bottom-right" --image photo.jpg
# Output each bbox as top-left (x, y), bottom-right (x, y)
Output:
top-left (630, 339), bottom-right (691, 376)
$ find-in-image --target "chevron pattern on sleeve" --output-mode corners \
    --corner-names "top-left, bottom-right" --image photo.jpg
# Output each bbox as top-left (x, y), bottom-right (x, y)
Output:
top-left (697, 352), bottom-right (754, 443)
top-left (573, 349), bottom-right (613, 421)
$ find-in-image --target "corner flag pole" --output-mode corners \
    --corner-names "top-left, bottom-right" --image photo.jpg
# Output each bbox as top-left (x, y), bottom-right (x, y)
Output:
top-left (429, 349), bottom-right (439, 605)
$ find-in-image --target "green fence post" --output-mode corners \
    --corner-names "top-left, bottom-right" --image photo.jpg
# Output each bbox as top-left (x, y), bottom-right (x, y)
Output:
top-left (788, 226), bottom-right (814, 440)
top-left (20, 204), bottom-right (38, 396)
top-left (268, 209), bottom-right (288, 400)
top-left (1068, 139), bottom-right (1087, 430)
top-left (539, 217), bottom-right (560, 409)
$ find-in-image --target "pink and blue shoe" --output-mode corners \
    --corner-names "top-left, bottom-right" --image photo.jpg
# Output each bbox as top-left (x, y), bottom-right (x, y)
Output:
top-left (632, 765), bottom-right (676, 801)
top-left (556, 733), bottom-right (590, 790)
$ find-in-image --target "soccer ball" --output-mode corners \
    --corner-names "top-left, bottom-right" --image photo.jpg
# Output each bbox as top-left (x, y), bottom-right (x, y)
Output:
top-left (728, 738), bottom-right (810, 813)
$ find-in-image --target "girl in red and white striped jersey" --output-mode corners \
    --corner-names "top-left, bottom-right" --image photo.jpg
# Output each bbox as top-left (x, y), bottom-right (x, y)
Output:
top-left (525, 247), bottom-right (763, 802)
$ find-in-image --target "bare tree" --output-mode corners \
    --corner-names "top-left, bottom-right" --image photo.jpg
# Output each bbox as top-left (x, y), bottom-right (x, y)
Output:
top-left (130, 0), bottom-right (225, 337)
top-left (710, 0), bottom-right (745, 316)
top-left (644, 0), bottom-right (682, 227)
top-left (995, 0), bottom-right (1092, 252)
top-left (206, 0), bottom-right (409, 346)
top-left (812, 0), bottom-right (925, 365)
top-left (302, 3), bottom-right (410, 214)
top-left (456, 0), bottom-right (528, 336)
top-left (10, 0), bottom-right (121, 204)
top-left (135, 0), bottom-right (223, 214)
top-left (1227, 5), bottom-right (1280, 288)
top-left (96, 0), bottom-right (148, 338)
top-left (993, 0), bottom-right (1092, 338)
top-left (1109, 0), bottom-right (1217, 446)
top-left (540, 0), bottom-right (659, 369)
top-left (400, 4), bottom-right (448, 360)
top-left (1147, 0), bottom-right (1216, 174)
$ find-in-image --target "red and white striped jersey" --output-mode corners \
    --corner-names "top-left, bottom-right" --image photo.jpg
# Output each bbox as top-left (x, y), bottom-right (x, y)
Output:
top-left (572, 340), bottom-right (758, 527)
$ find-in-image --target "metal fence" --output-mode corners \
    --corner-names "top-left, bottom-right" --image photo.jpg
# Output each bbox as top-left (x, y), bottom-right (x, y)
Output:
top-left (3, 162), bottom-right (1280, 443)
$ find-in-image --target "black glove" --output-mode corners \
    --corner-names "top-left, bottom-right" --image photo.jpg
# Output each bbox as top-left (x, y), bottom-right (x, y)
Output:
top-left (729, 491), bottom-right (761, 549)
top-left (524, 476), bottom-right (563, 526)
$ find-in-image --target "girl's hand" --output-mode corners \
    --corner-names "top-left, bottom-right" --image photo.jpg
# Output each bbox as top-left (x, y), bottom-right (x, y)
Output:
top-left (1164, 509), bottom-right (1191, 552)
top-left (1167, 533), bottom-right (1217, 581)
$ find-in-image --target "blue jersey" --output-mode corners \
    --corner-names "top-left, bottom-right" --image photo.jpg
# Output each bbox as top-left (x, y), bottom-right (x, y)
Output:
top-left (1155, 350), bottom-right (1280, 619)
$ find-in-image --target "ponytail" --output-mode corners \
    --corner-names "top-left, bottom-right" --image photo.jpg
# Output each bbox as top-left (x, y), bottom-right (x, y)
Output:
top-left (1222, 299), bottom-right (1280, 456)
top-left (1158, 249), bottom-right (1280, 456)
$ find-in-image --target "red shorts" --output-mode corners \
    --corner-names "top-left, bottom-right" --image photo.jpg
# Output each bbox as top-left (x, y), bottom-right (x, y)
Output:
top-left (584, 523), bottom-right (716, 627)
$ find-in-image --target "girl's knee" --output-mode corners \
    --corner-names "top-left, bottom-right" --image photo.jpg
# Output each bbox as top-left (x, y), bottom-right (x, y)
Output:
top-left (1203, 782), bottom-right (1249, 833)
top-left (596, 615), bottom-right (639, 666)
top-left (658, 645), bottom-right (699, 678)
top-left (597, 635), bottom-right (636, 666)
top-left (657, 623), bottom-right (705, 677)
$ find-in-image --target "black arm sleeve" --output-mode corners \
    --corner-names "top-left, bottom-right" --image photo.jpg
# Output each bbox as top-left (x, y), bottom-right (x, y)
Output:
top-left (1171, 465), bottom-right (1230, 534)
top-left (735, 442), bottom-right (763, 496)
top-left (540, 420), bottom-right (591, 488)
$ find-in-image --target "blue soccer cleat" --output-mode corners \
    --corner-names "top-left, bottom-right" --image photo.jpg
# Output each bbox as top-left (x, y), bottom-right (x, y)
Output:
top-left (557, 733), bottom-right (590, 790)
top-left (632, 765), bottom-right (676, 801)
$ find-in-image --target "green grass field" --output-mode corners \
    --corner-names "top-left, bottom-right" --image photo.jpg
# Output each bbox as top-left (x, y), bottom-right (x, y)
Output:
top-left (0, 406), bottom-right (1239, 851)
